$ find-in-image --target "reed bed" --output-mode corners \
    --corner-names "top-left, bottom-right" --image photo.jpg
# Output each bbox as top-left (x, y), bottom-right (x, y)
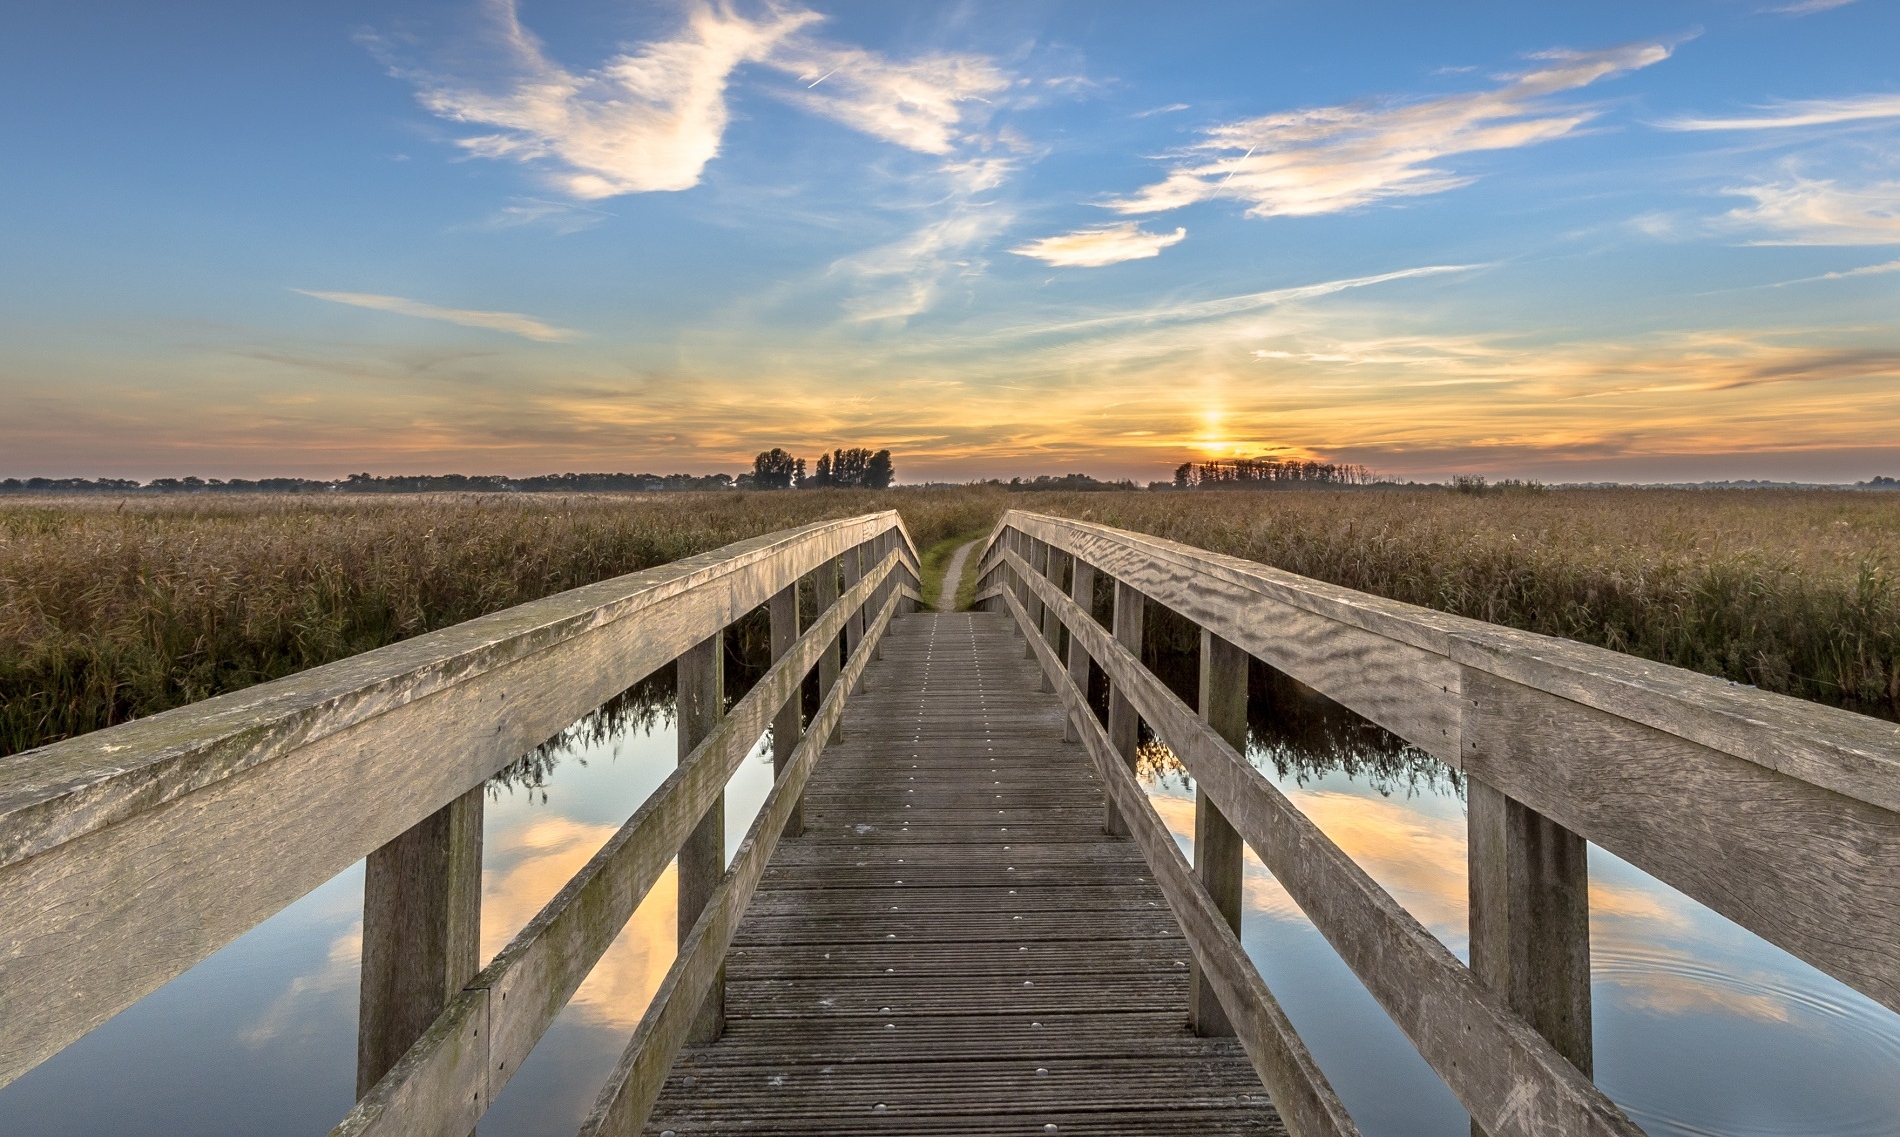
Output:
top-left (0, 489), bottom-right (1005, 755)
top-left (1018, 488), bottom-right (1900, 720)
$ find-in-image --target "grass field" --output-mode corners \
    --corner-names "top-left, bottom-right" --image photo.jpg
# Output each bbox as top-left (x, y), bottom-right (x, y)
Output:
top-left (1023, 487), bottom-right (1900, 721)
top-left (0, 489), bottom-right (1002, 756)
top-left (5, 483), bottom-right (1896, 756)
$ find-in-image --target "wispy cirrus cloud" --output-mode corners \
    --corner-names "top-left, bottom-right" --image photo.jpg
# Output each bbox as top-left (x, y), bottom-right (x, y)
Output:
top-left (1109, 40), bottom-right (1675, 218)
top-left (293, 289), bottom-right (581, 342)
top-left (1659, 92), bottom-right (1900, 131)
top-left (767, 42), bottom-right (1012, 154)
top-left (1722, 177), bottom-right (1900, 244)
top-left (383, 1), bottom-right (818, 199)
top-left (1010, 221), bottom-right (1186, 267)
top-left (1764, 0), bottom-right (1858, 15)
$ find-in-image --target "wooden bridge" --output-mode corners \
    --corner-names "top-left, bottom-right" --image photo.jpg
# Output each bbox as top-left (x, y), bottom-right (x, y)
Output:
top-left (2, 509), bottom-right (1897, 1136)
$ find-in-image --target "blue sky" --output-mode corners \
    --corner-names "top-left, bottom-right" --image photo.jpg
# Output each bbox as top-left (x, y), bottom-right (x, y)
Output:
top-left (3, 0), bottom-right (1898, 482)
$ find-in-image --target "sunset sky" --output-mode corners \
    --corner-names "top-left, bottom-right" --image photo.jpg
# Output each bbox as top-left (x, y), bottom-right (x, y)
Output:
top-left (4, 0), bottom-right (1898, 483)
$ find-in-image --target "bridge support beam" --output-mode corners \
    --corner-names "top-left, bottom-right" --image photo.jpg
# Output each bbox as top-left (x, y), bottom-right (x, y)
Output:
top-left (770, 582), bottom-right (804, 839)
top-left (679, 630), bottom-right (726, 1044)
top-left (1191, 630), bottom-right (1247, 1037)
top-left (1064, 558), bottom-right (1096, 743)
top-left (1104, 580), bottom-right (1145, 837)
top-left (357, 782), bottom-right (484, 1100)
top-left (1467, 777), bottom-right (1592, 1133)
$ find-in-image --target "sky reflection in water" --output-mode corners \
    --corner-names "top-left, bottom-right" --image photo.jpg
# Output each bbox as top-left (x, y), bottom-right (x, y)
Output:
top-left (4, 677), bottom-right (1897, 1136)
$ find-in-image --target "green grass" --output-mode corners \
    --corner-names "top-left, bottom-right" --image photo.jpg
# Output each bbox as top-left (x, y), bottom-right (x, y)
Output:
top-left (917, 529), bottom-right (989, 611)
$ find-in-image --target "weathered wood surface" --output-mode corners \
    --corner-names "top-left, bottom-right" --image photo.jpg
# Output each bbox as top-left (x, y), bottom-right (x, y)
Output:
top-left (985, 514), bottom-right (1900, 1017)
top-left (334, 553), bottom-right (913, 1137)
top-left (357, 784), bottom-right (485, 1098)
top-left (642, 610), bottom-right (1286, 1136)
top-left (999, 548), bottom-right (1643, 1137)
top-left (999, 589), bottom-right (1356, 1137)
top-left (584, 590), bottom-right (907, 1137)
top-left (0, 514), bottom-right (914, 1089)
top-left (988, 510), bottom-right (1900, 810)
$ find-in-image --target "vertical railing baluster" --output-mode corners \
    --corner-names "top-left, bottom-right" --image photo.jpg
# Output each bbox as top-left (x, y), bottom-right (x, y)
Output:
top-left (770, 581), bottom-right (804, 839)
top-left (1467, 778), bottom-right (1592, 1135)
top-left (843, 542), bottom-right (867, 690)
top-left (1064, 558), bottom-right (1095, 743)
top-left (1039, 548), bottom-right (1068, 692)
top-left (816, 552), bottom-right (843, 742)
top-left (1024, 538), bottom-right (1047, 660)
top-left (1192, 630), bottom-right (1247, 1037)
top-left (677, 631), bottom-right (725, 1044)
top-left (357, 785), bottom-right (484, 1102)
top-left (1104, 580), bottom-right (1144, 836)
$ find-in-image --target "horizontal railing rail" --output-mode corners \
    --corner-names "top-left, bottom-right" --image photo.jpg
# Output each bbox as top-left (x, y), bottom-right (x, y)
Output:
top-left (0, 512), bottom-right (920, 1097)
top-left (336, 545), bottom-right (915, 1137)
top-left (976, 509), bottom-right (1900, 1137)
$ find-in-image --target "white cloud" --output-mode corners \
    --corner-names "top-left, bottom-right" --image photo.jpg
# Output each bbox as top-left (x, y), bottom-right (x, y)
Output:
top-left (1765, 0), bottom-right (1858, 14)
top-left (481, 197), bottom-right (612, 234)
top-left (1723, 177), bottom-right (1900, 244)
top-left (766, 43), bottom-right (1011, 154)
top-left (396, 1), bottom-right (818, 198)
top-left (1110, 40), bottom-right (1675, 218)
top-left (1660, 92), bottom-right (1900, 131)
top-left (834, 206), bottom-right (1013, 321)
top-left (1770, 257), bottom-right (1900, 286)
top-left (293, 289), bottom-right (582, 341)
top-left (1010, 222), bottom-right (1186, 267)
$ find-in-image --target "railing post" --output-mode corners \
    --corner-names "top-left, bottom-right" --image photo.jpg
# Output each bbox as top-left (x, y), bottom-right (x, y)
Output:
top-left (1039, 549), bottom-right (1068, 692)
top-left (1104, 580), bottom-right (1144, 836)
top-left (770, 582), bottom-right (804, 839)
top-left (1064, 558), bottom-right (1095, 742)
top-left (1024, 538), bottom-right (1047, 659)
top-left (357, 783), bottom-right (484, 1100)
top-left (678, 631), bottom-right (725, 1044)
top-left (843, 542), bottom-right (867, 690)
top-left (1467, 777), bottom-right (1592, 1135)
top-left (816, 553), bottom-right (843, 742)
top-left (1192, 630), bottom-right (1247, 1037)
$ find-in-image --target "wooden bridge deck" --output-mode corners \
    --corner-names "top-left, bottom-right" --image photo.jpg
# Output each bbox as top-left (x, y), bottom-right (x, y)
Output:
top-left (646, 610), bottom-right (1283, 1135)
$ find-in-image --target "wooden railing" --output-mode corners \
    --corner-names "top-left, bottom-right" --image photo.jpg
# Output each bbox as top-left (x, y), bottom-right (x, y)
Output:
top-left (0, 512), bottom-right (921, 1137)
top-left (975, 509), bottom-right (1900, 1137)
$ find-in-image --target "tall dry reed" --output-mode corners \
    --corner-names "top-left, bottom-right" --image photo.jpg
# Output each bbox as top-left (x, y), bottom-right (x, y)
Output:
top-left (1017, 488), bottom-right (1900, 720)
top-left (0, 489), bottom-right (1008, 755)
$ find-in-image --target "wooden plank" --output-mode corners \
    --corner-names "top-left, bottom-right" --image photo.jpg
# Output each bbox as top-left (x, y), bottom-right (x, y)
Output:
top-left (1001, 515), bottom-right (1462, 765)
top-left (1462, 666), bottom-right (1900, 1016)
top-left (1193, 630), bottom-right (1246, 1039)
top-left (771, 583), bottom-right (804, 840)
top-left (645, 607), bottom-right (1285, 1137)
top-left (1000, 510), bottom-right (1900, 815)
top-left (1105, 580), bottom-right (1144, 837)
top-left (357, 784), bottom-right (484, 1098)
top-left (1002, 549), bottom-right (1645, 1137)
top-left (0, 513), bottom-right (909, 1089)
top-left (580, 590), bottom-right (904, 1137)
top-left (328, 553), bottom-right (913, 1137)
top-left (816, 553), bottom-right (842, 743)
top-left (998, 590), bottom-right (1358, 1137)
top-left (1467, 777), bottom-right (1592, 1109)
top-left (1065, 559), bottom-right (1096, 744)
top-left (678, 632), bottom-right (726, 1045)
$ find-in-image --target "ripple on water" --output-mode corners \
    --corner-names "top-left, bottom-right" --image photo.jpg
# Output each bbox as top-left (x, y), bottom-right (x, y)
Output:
top-left (1594, 940), bottom-right (1900, 1137)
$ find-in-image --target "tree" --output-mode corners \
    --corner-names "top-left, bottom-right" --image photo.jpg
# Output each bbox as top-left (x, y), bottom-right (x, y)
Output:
top-left (811, 452), bottom-right (832, 488)
top-left (864, 449), bottom-right (894, 489)
top-left (750, 448), bottom-right (799, 490)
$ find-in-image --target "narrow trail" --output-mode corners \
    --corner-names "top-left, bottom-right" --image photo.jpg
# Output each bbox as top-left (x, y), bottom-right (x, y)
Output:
top-left (935, 538), bottom-right (981, 611)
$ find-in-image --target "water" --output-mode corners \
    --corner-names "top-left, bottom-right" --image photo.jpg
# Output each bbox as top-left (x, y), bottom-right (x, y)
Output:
top-left (4, 658), bottom-right (1897, 1136)
top-left (1138, 665), bottom-right (1900, 1137)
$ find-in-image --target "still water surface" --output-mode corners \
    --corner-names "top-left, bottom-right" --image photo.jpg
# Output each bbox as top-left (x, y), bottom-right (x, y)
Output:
top-left (3, 670), bottom-right (1896, 1136)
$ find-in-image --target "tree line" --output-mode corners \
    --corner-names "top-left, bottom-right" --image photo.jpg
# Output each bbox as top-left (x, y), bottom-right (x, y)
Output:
top-left (1172, 457), bottom-right (1376, 488)
top-left (740, 447), bottom-right (895, 490)
top-left (0, 472), bottom-right (741, 495)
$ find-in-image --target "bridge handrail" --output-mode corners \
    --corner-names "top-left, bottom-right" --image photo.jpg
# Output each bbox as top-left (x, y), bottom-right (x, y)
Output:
top-left (0, 511), bottom-right (919, 1093)
top-left (976, 509), bottom-right (1900, 1137)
